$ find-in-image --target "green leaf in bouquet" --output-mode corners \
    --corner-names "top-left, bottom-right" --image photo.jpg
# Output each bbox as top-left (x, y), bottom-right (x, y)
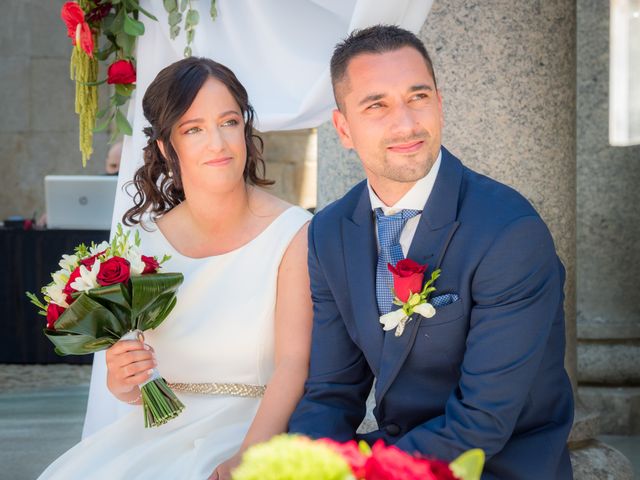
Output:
top-left (44, 330), bottom-right (115, 356)
top-left (136, 292), bottom-right (177, 331)
top-left (130, 273), bottom-right (183, 328)
top-left (53, 294), bottom-right (125, 340)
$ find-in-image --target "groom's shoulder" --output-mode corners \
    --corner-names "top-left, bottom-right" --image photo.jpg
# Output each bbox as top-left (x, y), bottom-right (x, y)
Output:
top-left (453, 154), bottom-right (539, 224)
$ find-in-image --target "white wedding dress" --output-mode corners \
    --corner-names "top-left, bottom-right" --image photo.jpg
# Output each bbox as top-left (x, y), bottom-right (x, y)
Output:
top-left (38, 206), bottom-right (311, 480)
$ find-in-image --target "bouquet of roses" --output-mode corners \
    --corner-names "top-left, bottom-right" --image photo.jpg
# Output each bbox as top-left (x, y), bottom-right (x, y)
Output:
top-left (233, 434), bottom-right (484, 480)
top-left (27, 224), bottom-right (185, 428)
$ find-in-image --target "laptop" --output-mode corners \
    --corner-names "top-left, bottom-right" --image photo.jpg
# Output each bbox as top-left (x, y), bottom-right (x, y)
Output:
top-left (45, 175), bottom-right (118, 230)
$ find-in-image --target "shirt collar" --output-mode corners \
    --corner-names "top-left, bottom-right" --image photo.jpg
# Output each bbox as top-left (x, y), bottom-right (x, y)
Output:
top-left (368, 149), bottom-right (442, 215)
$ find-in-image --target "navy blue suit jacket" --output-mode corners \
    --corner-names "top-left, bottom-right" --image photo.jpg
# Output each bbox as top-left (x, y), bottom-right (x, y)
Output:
top-left (289, 148), bottom-right (574, 479)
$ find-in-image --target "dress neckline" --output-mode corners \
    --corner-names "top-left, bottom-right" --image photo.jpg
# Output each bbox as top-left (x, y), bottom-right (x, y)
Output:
top-left (153, 206), bottom-right (300, 260)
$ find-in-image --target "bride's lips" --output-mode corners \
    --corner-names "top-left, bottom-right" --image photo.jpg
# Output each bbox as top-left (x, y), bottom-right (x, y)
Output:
top-left (386, 140), bottom-right (424, 154)
top-left (204, 156), bottom-right (232, 166)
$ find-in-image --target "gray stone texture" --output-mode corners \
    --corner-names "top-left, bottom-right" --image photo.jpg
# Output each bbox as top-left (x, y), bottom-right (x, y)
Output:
top-left (317, 121), bottom-right (365, 208)
top-left (261, 129), bottom-right (317, 209)
top-left (578, 342), bottom-right (640, 385)
top-left (580, 387), bottom-right (640, 435)
top-left (570, 440), bottom-right (633, 480)
top-left (577, 1), bottom-right (640, 348)
top-left (0, 0), bottom-right (110, 222)
top-left (318, 0), bottom-right (578, 383)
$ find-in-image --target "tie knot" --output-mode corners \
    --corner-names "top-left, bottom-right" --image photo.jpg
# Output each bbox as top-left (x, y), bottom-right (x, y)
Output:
top-left (374, 208), bottom-right (421, 248)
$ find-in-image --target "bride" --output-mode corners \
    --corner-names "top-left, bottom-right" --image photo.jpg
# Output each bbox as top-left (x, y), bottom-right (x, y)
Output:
top-left (38, 57), bottom-right (313, 480)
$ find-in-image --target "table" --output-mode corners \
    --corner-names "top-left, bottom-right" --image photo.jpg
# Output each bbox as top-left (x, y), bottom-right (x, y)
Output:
top-left (0, 227), bottom-right (109, 364)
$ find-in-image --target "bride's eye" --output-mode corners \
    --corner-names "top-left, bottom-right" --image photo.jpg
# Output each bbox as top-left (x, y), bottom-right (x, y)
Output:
top-left (185, 126), bottom-right (201, 134)
top-left (221, 118), bottom-right (239, 127)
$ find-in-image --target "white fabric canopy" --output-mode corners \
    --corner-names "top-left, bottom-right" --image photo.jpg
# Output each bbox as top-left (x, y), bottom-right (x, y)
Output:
top-left (84, 0), bottom-right (432, 439)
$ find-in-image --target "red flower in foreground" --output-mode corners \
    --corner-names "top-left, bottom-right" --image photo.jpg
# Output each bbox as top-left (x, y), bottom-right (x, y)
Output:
top-left (97, 257), bottom-right (130, 286)
top-left (107, 60), bottom-right (136, 85)
top-left (60, 2), bottom-right (94, 57)
top-left (46, 303), bottom-right (66, 330)
top-left (365, 440), bottom-right (457, 480)
top-left (320, 438), bottom-right (367, 478)
top-left (141, 255), bottom-right (160, 274)
top-left (388, 258), bottom-right (427, 303)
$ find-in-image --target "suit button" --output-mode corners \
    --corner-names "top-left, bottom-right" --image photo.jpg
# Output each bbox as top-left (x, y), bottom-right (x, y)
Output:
top-left (384, 423), bottom-right (401, 436)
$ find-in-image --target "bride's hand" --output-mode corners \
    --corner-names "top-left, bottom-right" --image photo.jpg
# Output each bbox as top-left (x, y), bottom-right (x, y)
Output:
top-left (105, 339), bottom-right (156, 398)
top-left (208, 452), bottom-right (243, 480)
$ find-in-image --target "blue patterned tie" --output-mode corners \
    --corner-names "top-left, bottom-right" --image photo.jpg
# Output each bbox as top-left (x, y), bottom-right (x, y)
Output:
top-left (375, 208), bottom-right (421, 315)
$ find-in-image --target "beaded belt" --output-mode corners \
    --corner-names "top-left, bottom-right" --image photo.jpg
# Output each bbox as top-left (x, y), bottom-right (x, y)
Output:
top-left (168, 382), bottom-right (266, 398)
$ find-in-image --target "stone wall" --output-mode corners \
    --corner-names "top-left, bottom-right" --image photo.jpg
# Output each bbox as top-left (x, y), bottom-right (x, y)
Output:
top-left (576, 0), bottom-right (640, 435)
top-left (0, 0), bottom-right (109, 222)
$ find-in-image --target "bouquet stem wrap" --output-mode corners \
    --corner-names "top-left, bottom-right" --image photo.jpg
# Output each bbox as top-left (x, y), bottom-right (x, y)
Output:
top-left (121, 330), bottom-right (185, 428)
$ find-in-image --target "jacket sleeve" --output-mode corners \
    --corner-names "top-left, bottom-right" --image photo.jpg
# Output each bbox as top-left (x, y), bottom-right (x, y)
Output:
top-left (394, 215), bottom-right (569, 460)
top-left (288, 215), bottom-right (374, 440)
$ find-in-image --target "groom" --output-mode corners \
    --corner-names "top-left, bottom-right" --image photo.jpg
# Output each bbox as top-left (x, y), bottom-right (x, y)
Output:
top-left (289, 25), bottom-right (574, 479)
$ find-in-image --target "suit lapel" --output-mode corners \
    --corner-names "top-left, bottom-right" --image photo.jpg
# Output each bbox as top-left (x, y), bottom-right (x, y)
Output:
top-left (376, 148), bottom-right (464, 404)
top-left (342, 183), bottom-right (384, 368)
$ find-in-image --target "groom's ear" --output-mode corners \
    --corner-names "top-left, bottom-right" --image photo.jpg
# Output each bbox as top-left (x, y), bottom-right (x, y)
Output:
top-left (332, 108), bottom-right (355, 150)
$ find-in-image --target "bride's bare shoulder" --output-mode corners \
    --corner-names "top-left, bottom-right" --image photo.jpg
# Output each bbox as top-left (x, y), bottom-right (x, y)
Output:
top-left (249, 186), bottom-right (296, 218)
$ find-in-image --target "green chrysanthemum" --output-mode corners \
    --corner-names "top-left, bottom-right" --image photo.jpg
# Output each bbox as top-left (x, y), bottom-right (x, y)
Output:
top-left (233, 434), bottom-right (353, 480)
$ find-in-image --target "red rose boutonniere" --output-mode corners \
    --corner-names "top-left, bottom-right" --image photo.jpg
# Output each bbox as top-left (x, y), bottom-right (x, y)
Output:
top-left (379, 258), bottom-right (441, 337)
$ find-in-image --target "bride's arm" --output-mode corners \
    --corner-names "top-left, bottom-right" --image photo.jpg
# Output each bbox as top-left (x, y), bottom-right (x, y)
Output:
top-left (210, 223), bottom-right (312, 479)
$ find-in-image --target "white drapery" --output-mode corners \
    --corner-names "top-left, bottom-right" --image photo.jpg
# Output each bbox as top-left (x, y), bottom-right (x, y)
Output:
top-left (84, 0), bottom-right (432, 439)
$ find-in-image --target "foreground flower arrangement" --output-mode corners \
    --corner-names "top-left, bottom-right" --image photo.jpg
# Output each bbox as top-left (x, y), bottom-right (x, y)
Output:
top-left (27, 225), bottom-right (185, 427)
top-left (233, 435), bottom-right (484, 480)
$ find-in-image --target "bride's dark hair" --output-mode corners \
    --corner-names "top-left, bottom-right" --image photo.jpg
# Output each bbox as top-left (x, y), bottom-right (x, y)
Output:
top-left (123, 57), bottom-right (273, 226)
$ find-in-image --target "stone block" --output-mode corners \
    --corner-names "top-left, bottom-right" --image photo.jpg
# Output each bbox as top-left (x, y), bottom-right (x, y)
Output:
top-left (264, 162), bottom-right (297, 204)
top-left (0, 133), bottom-right (27, 220)
top-left (317, 121), bottom-right (364, 209)
top-left (577, 0), bottom-right (640, 334)
top-left (28, 0), bottom-right (73, 58)
top-left (570, 439), bottom-right (633, 480)
top-left (0, 56), bottom-right (30, 132)
top-left (579, 386), bottom-right (640, 435)
top-left (578, 342), bottom-right (640, 385)
top-left (30, 58), bottom-right (79, 133)
top-left (11, 131), bottom-right (110, 220)
top-left (262, 129), bottom-right (316, 165)
top-left (0, 1), bottom-right (30, 57)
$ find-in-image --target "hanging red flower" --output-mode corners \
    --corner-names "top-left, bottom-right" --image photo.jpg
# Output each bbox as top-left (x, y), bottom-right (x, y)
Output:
top-left (60, 2), bottom-right (94, 57)
top-left (107, 59), bottom-right (137, 85)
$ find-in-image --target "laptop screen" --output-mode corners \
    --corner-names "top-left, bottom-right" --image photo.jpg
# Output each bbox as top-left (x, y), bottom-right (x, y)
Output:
top-left (45, 175), bottom-right (118, 230)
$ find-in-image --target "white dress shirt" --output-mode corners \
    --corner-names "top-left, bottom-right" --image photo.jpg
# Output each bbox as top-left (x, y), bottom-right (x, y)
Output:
top-left (368, 150), bottom-right (442, 257)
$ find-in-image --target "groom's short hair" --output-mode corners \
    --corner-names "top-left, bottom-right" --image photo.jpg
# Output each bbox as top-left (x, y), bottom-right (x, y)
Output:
top-left (330, 24), bottom-right (437, 111)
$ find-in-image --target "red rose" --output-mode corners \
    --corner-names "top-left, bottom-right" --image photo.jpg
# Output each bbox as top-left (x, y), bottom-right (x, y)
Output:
top-left (97, 257), bottom-right (130, 286)
top-left (46, 303), bottom-right (66, 330)
top-left (107, 60), bottom-right (136, 85)
top-left (387, 259), bottom-right (427, 303)
top-left (60, 2), bottom-right (94, 57)
top-left (80, 250), bottom-right (105, 268)
top-left (85, 3), bottom-right (112, 24)
top-left (63, 266), bottom-right (82, 303)
top-left (365, 441), bottom-right (437, 480)
top-left (141, 255), bottom-right (160, 274)
top-left (320, 439), bottom-right (367, 478)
